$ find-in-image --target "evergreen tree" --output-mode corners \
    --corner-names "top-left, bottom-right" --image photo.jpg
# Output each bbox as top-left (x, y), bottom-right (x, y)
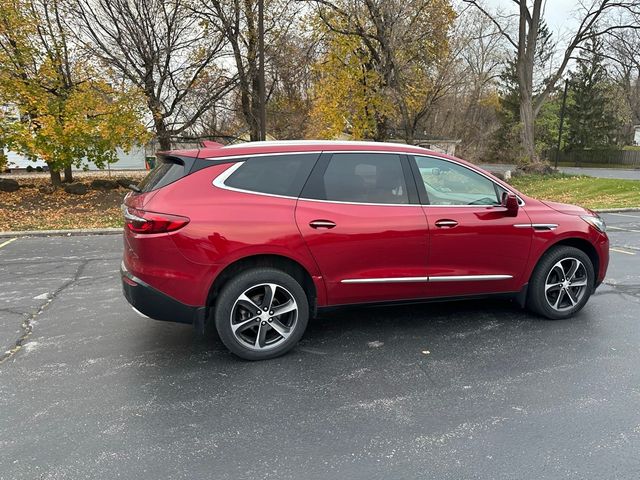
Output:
top-left (566, 35), bottom-right (620, 149)
top-left (489, 22), bottom-right (557, 162)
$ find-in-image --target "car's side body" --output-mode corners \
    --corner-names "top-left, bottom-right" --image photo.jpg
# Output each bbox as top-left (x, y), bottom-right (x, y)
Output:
top-left (121, 141), bottom-right (609, 352)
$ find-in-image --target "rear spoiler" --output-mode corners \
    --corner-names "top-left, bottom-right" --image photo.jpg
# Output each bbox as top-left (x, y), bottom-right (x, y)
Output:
top-left (200, 140), bottom-right (224, 149)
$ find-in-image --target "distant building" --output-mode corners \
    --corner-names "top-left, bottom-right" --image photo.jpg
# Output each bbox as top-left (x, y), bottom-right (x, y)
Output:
top-left (5, 146), bottom-right (147, 171)
top-left (387, 129), bottom-right (461, 156)
top-left (634, 125), bottom-right (640, 146)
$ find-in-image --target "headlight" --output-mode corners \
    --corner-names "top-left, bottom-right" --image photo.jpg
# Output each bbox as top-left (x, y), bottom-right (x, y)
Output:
top-left (581, 214), bottom-right (606, 233)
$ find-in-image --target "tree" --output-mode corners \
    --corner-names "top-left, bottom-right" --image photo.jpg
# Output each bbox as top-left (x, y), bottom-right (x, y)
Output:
top-left (605, 27), bottom-right (640, 143)
top-left (267, 24), bottom-right (317, 139)
top-left (307, 0), bottom-right (456, 142)
top-left (464, 0), bottom-right (640, 167)
top-left (74, 0), bottom-right (235, 151)
top-left (422, 8), bottom-right (508, 161)
top-left (191, 0), bottom-right (300, 141)
top-left (0, 0), bottom-right (148, 185)
top-left (490, 22), bottom-right (557, 162)
top-left (566, 35), bottom-right (625, 149)
top-left (306, 16), bottom-right (392, 140)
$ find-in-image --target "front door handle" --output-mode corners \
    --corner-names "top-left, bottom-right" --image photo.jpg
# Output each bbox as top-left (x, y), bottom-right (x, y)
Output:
top-left (309, 220), bottom-right (336, 229)
top-left (434, 219), bottom-right (458, 228)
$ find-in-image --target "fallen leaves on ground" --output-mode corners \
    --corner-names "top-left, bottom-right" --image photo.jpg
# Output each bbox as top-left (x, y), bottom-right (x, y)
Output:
top-left (0, 173), bottom-right (145, 231)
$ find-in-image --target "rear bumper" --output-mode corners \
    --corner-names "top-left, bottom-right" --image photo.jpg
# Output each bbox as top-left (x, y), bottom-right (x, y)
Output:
top-left (121, 264), bottom-right (206, 329)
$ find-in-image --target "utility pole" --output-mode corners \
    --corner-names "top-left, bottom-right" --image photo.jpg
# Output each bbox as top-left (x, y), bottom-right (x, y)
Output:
top-left (555, 78), bottom-right (569, 169)
top-left (258, 0), bottom-right (266, 141)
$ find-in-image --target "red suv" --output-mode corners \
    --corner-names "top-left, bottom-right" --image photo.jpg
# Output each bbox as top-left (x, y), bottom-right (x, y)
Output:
top-left (121, 141), bottom-right (609, 360)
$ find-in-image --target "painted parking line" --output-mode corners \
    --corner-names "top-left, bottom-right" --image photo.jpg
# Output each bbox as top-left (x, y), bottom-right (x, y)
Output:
top-left (610, 247), bottom-right (636, 255)
top-left (608, 226), bottom-right (640, 233)
top-left (0, 237), bottom-right (17, 249)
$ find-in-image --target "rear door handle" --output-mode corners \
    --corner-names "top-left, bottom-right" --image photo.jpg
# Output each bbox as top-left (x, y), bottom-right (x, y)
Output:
top-left (309, 220), bottom-right (336, 229)
top-left (434, 219), bottom-right (458, 228)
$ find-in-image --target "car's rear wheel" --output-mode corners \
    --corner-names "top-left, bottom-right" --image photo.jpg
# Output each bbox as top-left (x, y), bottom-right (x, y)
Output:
top-left (214, 268), bottom-right (309, 360)
top-left (527, 245), bottom-right (594, 319)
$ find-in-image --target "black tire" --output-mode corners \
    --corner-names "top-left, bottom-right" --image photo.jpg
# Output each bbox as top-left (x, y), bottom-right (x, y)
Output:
top-left (527, 245), bottom-right (595, 320)
top-left (214, 268), bottom-right (309, 360)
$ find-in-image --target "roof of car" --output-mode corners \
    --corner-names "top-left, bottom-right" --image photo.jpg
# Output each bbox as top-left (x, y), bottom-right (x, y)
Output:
top-left (168, 140), bottom-right (439, 160)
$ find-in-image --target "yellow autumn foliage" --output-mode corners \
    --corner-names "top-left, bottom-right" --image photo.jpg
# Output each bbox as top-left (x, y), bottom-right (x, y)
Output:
top-left (0, 0), bottom-right (149, 175)
top-left (306, 0), bottom-right (456, 141)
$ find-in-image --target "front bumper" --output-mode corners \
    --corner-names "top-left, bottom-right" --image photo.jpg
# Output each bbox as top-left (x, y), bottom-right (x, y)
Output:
top-left (121, 264), bottom-right (206, 330)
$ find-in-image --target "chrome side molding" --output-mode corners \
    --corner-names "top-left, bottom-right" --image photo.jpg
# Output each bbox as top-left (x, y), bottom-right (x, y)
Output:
top-left (428, 274), bottom-right (513, 282)
top-left (341, 274), bottom-right (512, 284)
top-left (341, 277), bottom-right (430, 284)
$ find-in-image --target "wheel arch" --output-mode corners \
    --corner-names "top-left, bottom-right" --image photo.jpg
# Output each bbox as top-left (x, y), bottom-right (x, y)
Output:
top-left (207, 254), bottom-right (320, 315)
top-left (531, 237), bottom-right (600, 286)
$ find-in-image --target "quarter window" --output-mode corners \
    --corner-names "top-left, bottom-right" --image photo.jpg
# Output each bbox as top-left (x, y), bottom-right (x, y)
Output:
top-left (308, 153), bottom-right (409, 204)
top-left (224, 154), bottom-right (318, 197)
top-left (414, 156), bottom-right (501, 206)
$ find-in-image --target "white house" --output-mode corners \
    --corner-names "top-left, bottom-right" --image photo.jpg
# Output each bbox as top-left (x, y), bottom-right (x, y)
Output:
top-left (5, 145), bottom-right (147, 170)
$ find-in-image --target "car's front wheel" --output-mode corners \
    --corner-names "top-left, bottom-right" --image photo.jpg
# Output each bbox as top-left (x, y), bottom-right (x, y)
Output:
top-left (527, 245), bottom-right (595, 320)
top-left (214, 268), bottom-right (309, 360)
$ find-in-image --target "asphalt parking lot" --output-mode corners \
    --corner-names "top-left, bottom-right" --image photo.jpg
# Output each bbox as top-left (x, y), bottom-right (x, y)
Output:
top-left (1, 213), bottom-right (639, 479)
top-left (480, 163), bottom-right (640, 180)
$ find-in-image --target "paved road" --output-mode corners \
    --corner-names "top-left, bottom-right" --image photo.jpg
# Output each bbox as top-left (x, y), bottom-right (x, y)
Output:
top-left (480, 163), bottom-right (640, 180)
top-left (1, 214), bottom-right (640, 479)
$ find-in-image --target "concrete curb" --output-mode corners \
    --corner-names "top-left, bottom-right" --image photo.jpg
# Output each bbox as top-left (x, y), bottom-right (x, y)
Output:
top-left (0, 228), bottom-right (122, 238)
top-left (594, 208), bottom-right (640, 213)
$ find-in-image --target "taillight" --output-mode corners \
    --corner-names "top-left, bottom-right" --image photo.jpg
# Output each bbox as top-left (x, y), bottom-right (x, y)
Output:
top-left (123, 207), bottom-right (190, 234)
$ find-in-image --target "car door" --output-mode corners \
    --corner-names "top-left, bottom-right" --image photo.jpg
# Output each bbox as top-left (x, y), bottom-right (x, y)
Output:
top-left (295, 152), bottom-right (430, 305)
top-left (409, 154), bottom-right (533, 297)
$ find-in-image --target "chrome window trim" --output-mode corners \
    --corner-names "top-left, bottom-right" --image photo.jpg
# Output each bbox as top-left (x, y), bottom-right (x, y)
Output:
top-left (212, 151), bottom-right (421, 207)
top-left (341, 274), bottom-right (513, 284)
top-left (212, 161), bottom-right (300, 201)
top-left (411, 154), bottom-right (525, 207)
top-left (297, 197), bottom-right (419, 208)
top-left (211, 150), bottom-right (526, 208)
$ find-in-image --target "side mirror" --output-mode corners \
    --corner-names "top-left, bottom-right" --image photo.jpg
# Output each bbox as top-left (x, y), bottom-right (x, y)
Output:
top-left (501, 192), bottom-right (519, 217)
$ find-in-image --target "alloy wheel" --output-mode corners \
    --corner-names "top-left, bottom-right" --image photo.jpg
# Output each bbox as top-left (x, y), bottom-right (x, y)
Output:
top-left (230, 283), bottom-right (298, 351)
top-left (544, 257), bottom-right (589, 312)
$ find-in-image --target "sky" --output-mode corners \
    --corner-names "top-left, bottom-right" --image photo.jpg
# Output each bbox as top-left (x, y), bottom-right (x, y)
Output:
top-left (478, 0), bottom-right (587, 75)
top-left (483, 0), bottom-right (580, 37)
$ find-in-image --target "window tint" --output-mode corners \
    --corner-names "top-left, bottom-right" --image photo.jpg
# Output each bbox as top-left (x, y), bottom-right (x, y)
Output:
top-left (414, 156), bottom-right (500, 206)
top-left (310, 153), bottom-right (408, 204)
top-left (225, 154), bottom-right (318, 197)
top-left (138, 156), bottom-right (188, 193)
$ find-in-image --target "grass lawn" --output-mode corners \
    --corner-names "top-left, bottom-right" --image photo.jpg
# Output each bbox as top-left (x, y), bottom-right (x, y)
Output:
top-left (509, 174), bottom-right (640, 210)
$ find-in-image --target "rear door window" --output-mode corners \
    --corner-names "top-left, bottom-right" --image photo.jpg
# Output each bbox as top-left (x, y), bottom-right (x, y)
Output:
top-left (303, 153), bottom-right (409, 204)
top-left (224, 153), bottom-right (319, 197)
